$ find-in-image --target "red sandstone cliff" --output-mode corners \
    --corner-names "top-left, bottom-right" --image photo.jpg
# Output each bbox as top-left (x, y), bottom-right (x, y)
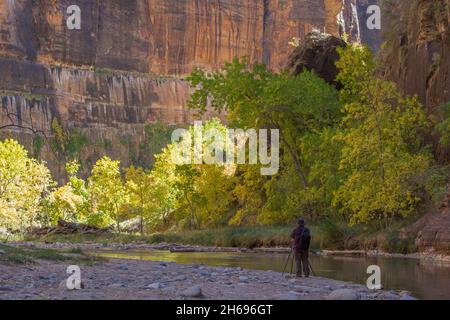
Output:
top-left (0, 0), bottom-right (380, 179)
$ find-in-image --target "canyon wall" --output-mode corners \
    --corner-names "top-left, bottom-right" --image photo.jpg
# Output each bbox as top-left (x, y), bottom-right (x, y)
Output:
top-left (381, 0), bottom-right (450, 112)
top-left (0, 0), bottom-right (381, 178)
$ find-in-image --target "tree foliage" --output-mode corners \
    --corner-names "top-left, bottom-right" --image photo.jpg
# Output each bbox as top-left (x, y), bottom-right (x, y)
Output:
top-left (88, 157), bottom-right (128, 230)
top-left (1, 44), bottom-right (449, 235)
top-left (0, 139), bottom-right (53, 233)
top-left (334, 44), bottom-right (432, 225)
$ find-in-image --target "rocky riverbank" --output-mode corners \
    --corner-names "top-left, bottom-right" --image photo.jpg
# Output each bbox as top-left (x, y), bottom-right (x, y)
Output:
top-left (0, 254), bottom-right (415, 300)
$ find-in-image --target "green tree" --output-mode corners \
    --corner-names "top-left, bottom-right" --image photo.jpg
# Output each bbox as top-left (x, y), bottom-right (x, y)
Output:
top-left (334, 43), bottom-right (432, 226)
top-left (44, 160), bottom-right (89, 224)
top-left (125, 166), bottom-right (154, 234)
top-left (195, 165), bottom-right (236, 228)
top-left (230, 165), bottom-right (266, 225)
top-left (188, 59), bottom-right (341, 187)
top-left (0, 139), bottom-right (53, 233)
top-left (188, 58), bottom-right (342, 223)
top-left (149, 148), bottom-right (180, 229)
top-left (88, 157), bottom-right (128, 231)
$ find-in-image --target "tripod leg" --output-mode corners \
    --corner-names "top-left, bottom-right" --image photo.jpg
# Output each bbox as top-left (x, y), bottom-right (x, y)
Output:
top-left (282, 250), bottom-right (292, 276)
top-left (308, 261), bottom-right (315, 277)
top-left (290, 251), bottom-right (294, 275)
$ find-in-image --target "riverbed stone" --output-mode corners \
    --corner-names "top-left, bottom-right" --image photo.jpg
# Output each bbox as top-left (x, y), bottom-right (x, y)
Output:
top-left (378, 292), bottom-right (401, 300)
top-left (400, 294), bottom-right (417, 300)
top-left (273, 292), bottom-right (302, 300)
top-left (147, 283), bottom-right (162, 290)
top-left (0, 286), bottom-right (13, 291)
top-left (175, 275), bottom-right (187, 281)
top-left (116, 264), bottom-right (129, 271)
top-left (181, 285), bottom-right (203, 298)
top-left (327, 289), bottom-right (360, 300)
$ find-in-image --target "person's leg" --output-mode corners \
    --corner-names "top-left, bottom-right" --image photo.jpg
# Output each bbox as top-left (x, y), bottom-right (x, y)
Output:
top-left (294, 251), bottom-right (302, 277)
top-left (301, 251), bottom-right (310, 277)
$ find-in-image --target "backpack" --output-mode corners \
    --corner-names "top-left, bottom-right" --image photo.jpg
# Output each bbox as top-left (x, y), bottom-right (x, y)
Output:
top-left (296, 227), bottom-right (311, 251)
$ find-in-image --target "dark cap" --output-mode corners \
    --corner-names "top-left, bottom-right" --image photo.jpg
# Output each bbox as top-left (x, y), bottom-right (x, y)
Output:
top-left (298, 218), bottom-right (305, 225)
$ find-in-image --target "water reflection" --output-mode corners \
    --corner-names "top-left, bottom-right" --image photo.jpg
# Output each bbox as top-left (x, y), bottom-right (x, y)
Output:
top-left (94, 250), bottom-right (450, 300)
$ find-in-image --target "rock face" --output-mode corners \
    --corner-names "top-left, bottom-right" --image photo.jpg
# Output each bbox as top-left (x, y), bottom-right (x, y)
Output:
top-left (402, 187), bottom-right (450, 253)
top-left (381, 0), bottom-right (450, 112)
top-left (287, 31), bottom-right (347, 88)
top-left (0, 0), bottom-right (381, 178)
top-left (417, 188), bottom-right (450, 252)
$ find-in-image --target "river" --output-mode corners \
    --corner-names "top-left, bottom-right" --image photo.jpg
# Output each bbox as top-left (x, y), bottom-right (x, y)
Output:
top-left (94, 249), bottom-right (450, 300)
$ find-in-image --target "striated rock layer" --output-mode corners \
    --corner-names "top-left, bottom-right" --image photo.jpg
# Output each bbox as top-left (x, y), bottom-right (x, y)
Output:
top-left (0, 0), bottom-right (381, 179)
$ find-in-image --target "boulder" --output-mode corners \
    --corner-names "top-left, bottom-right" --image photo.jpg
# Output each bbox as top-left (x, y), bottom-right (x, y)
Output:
top-left (326, 289), bottom-right (360, 300)
top-left (286, 31), bottom-right (347, 89)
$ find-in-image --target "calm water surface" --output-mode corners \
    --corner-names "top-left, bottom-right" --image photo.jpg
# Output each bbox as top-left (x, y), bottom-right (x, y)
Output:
top-left (95, 250), bottom-right (450, 300)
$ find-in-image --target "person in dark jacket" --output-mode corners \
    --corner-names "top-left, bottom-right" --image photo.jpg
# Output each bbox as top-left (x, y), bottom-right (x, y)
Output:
top-left (290, 218), bottom-right (311, 277)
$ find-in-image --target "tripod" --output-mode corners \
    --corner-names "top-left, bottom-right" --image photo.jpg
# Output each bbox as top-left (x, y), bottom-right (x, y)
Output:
top-left (282, 248), bottom-right (315, 277)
